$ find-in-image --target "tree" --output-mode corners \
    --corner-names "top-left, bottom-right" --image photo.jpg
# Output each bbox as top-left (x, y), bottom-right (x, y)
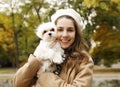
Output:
top-left (0, 27), bottom-right (15, 67)
top-left (64, 0), bottom-right (120, 67)
top-left (91, 0), bottom-right (120, 67)
top-left (0, 0), bottom-right (120, 67)
top-left (0, 0), bottom-right (56, 67)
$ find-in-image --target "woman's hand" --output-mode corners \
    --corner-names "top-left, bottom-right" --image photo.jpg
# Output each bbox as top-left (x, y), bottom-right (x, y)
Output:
top-left (13, 54), bottom-right (41, 87)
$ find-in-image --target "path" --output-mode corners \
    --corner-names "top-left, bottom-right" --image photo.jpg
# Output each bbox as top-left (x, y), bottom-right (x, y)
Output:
top-left (0, 73), bottom-right (120, 87)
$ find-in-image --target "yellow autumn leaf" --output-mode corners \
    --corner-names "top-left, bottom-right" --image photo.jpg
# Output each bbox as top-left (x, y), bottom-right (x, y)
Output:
top-left (83, 0), bottom-right (98, 8)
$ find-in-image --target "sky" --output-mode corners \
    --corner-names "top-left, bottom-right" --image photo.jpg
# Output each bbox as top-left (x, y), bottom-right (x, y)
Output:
top-left (0, 1), bottom-right (9, 12)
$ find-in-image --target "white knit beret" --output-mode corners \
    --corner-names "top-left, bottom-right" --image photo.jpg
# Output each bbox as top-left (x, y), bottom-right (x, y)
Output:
top-left (51, 8), bottom-right (84, 30)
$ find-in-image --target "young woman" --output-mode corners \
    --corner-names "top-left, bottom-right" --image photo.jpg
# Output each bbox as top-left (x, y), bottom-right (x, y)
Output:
top-left (13, 8), bottom-right (94, 87)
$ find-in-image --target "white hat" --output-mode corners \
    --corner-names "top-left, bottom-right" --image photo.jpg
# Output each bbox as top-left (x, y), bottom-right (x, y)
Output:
top-left (51, 8), bottom-right (84, 30)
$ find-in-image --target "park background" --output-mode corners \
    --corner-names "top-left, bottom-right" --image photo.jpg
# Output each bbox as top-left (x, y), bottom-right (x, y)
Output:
top-left (0, 0), bottom-right (120, 87)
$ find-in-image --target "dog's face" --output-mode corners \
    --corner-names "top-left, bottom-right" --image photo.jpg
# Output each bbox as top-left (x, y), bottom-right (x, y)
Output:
top-left (36, 22), bottom-right (57, 42)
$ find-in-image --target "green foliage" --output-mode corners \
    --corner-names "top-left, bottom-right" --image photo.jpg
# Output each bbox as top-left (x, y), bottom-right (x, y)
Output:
top-left (0, 0), bottom-right (120, 67)
top-left (66, 0), bottom-right (120, 67)
top-left (91, 1), bottom-right (120, 67)
top-left (0, 28), bottom-right (15, 67)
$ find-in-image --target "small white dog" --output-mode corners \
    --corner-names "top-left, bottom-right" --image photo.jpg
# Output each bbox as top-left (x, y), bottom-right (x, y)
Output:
top-left (34, 22), bottom-right (64, 76)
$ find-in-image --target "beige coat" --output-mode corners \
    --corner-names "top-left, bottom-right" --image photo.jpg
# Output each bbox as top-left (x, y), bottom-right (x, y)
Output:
top-left (13, 54), bottom-right (94, 87)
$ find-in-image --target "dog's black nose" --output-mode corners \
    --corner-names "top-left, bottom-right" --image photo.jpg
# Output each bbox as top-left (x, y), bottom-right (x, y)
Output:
top-left (49, 33), bottom-right (52, 36)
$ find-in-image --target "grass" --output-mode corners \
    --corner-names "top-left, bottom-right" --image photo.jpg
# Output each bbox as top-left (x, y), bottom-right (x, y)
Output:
top-left (1, 67), bottom-right (120, 74)
top-left (94, 67), bottom-right (120, 73)
top-left (0, 68), bottom-right (17, 74)
top-left (0, 68), bottom-right (16, 80)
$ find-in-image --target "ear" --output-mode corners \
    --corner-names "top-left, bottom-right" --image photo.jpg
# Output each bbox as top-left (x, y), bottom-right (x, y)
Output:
top-left (35, 25), bottom-right (43, 39)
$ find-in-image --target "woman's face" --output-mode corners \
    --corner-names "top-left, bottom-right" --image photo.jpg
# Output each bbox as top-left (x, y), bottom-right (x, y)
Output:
top-left (56, 17), bottom-right (76, 49)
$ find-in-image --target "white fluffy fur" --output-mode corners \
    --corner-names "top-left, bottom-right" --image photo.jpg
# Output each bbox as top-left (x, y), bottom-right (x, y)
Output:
top-left (34, 22), bottom-right (64, 76)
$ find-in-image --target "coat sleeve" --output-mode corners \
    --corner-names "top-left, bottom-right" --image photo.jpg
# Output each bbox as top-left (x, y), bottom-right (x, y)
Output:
top-left (38, 57), bottom-right (94, 87)
top-left (13, 54), bottom-right (42, 87)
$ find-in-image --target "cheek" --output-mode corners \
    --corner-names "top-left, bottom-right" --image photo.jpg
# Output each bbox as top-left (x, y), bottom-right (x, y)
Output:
top-left (71, 32), bottom-right (75, 39)
top-left (56, 32), bottom-right (61, 38)
top-left (70, 33), bottom-right (76, 44)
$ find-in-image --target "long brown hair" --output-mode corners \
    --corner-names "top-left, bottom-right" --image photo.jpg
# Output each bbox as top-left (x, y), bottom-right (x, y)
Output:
top-left (55, 16), bottom-right (90, 77)
top-left (55, 15), bottom-right (89, 60)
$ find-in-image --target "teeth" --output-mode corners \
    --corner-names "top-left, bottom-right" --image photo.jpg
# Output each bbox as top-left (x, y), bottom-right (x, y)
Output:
top-left (61, 39), bottom-right (69, 42)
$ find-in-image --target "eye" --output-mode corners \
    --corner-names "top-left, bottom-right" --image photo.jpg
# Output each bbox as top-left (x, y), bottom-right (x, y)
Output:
top-left (67, 27), bottom-right (75, 32)
top-left (57, 27), bottom-right (63, 32)
top-left (50, 28), bottom-right (55, 31)
top-left (43, 30), bottom-right (47, 34)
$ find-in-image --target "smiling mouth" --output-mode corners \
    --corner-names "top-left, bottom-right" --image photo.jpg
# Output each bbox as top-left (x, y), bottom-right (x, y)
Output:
top-left (61, 39), bottom-right (70, 43)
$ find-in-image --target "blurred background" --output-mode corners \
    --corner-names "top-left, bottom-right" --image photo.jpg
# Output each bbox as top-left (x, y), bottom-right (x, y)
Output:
top-left (0, 0), bottom-right (120, 87)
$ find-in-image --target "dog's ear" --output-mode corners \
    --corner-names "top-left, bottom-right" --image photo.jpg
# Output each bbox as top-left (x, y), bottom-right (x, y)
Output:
top-left (35, 24), bottom-right (43, 39)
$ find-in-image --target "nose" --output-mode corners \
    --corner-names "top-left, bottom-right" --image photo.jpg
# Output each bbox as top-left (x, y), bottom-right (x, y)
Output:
top-left (49, 33), bottom-right (52, 36)
top-left (62, 31), bottom-right (68, 37)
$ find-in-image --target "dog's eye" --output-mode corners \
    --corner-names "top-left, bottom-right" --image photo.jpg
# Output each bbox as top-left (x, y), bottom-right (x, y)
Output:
top-left (50, 28), bottom-right (54, 31)
top-left (43, 30), bottom-right (47, 34)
